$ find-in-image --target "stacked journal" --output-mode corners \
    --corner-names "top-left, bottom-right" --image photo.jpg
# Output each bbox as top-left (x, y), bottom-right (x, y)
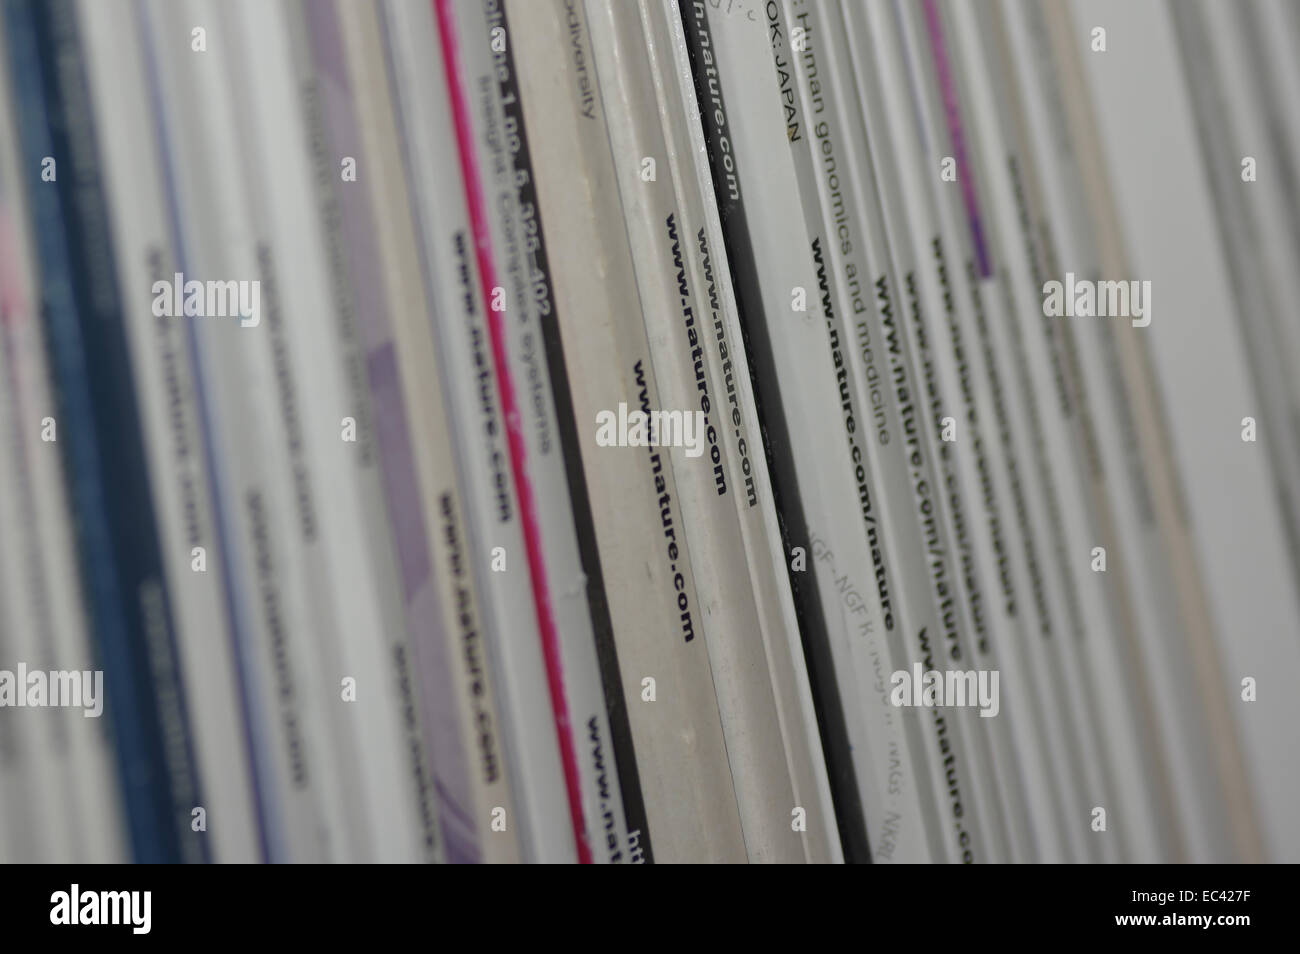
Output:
top-left (0, 0), bottom-right (1297, 863)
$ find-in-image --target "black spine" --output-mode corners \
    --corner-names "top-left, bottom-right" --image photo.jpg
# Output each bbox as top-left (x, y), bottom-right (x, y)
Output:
top-left (492, 0), bottom-right (653, 863)
top-left (678, 0), bottom-right (870, 863)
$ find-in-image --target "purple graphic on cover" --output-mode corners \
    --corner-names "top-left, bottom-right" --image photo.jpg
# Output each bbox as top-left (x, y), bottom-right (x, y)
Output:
top-left (305, 0), bottom-right (478, 864)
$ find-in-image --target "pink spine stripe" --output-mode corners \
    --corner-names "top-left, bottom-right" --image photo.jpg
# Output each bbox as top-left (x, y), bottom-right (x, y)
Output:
top-left (922, 0), bottom-right (992, 278)
top-left (432, 0), bottom-right (592, 864)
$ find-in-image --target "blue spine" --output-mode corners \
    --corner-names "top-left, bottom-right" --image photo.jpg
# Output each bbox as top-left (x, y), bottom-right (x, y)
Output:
top-left (1, 0), bottom-right (207, 862)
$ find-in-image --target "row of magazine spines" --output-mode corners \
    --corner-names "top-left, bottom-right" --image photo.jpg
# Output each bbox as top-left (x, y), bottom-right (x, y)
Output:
top-left (10, 0), bottom-right (1274, 868)
top-left (702, 0), bottom-right (1279, 868)
top-left (0, 0), bottom-right (520, 864)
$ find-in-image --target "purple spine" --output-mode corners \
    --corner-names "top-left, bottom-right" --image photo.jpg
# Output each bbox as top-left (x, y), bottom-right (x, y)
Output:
top-left (303, 0), bottom-right (478, 863)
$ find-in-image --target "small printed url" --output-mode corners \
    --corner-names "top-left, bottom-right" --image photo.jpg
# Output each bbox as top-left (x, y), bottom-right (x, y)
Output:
top-left (1114, 913), bottom-right (1250, 928)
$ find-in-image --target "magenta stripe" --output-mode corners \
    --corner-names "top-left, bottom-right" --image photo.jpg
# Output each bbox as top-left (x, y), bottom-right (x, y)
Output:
top-left (922, 0), bottom-right (992, 277)
top-left (432, 0), bottom-right (592, 863)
